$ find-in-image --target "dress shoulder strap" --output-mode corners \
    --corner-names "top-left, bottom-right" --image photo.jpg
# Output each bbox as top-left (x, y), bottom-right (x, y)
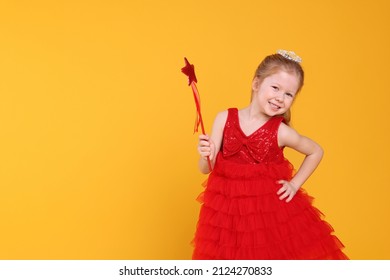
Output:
top-left (227, 108), bottom-right (238, 122)
top-left (267, 116), bottom-right (286, 133)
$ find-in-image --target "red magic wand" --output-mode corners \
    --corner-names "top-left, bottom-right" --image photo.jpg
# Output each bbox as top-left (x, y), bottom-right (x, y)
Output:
top-left (181, 58), bottom-right (212, 171)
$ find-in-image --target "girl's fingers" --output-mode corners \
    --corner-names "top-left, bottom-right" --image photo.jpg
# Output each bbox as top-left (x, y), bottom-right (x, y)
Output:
top-left (198, 144), bottom-right (212, 157)
top-left (277, 184), bottom-right (287, 197)
top-left (198, 142), bottom-right (210, 149)
top-left (198, 144), bottom-right (211, 151)
top-left (276, 181), bottom-right (284, 194)
top-left (279, 191), bottom-right (289, 200)
top-left (276, 180), bottom-right (297, 202)
top-left (276, 186), bottom-right (285, 195)
top-left (285, 194), bottom-right (294, 203)
top-left (198, 134), bottom-right (215, 160)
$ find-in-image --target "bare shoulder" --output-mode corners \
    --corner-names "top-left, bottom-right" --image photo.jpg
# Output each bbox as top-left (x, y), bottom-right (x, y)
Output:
top-left (213, 110), bottom-right (228, 128)
top-left (209, 110), bottom-right (229, 152)
top-left (277, 122), bottom-right (301, 147)
top-left (278, 122), bottom-right (323, 156)
top-left (216, 110), bottom-right (228, 120)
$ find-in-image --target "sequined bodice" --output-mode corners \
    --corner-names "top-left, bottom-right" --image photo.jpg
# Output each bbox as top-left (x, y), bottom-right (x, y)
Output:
top-left (221, 108), bottom-right (285, 164)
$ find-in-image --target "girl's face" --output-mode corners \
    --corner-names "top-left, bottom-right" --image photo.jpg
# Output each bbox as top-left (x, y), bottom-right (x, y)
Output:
top-left (252, 70), bottom-right (300, 117)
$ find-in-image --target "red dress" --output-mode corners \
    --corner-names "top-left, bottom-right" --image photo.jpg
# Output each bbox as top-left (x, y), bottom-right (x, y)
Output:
top-left (192, 108), bottom-right (348, 260)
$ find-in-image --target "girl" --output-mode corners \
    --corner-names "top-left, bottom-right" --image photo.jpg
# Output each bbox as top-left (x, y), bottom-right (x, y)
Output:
top-left (192, 50), bottom-right (348, 260)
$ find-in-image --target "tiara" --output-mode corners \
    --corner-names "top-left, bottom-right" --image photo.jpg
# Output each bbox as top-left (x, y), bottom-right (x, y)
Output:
top-left (277, 49), bottom-right (302, 63)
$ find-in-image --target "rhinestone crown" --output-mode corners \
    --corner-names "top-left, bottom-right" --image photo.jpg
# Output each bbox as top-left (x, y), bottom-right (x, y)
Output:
top-left (277, 49), bottom-right (302, 63)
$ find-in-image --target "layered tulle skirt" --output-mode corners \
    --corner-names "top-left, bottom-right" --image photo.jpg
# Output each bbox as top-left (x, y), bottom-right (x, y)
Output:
top-left (192, 154), bottom-right (348, 260)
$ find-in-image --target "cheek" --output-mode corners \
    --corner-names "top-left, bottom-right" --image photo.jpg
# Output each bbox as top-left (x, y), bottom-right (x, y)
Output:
top-left (286, 98), bottom-right (294, 106)
top-left (252, 90), bottom-right (263, 100)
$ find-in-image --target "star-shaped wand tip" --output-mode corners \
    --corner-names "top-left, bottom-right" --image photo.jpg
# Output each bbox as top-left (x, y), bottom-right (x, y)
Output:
top-left (181, 57), bottom-right (197, 85)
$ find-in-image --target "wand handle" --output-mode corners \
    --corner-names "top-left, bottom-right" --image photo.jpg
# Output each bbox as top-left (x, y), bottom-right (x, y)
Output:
top-left (191, 83), bottom-right (213, 172)
top-left (198, 109), bottom-right (213, 172)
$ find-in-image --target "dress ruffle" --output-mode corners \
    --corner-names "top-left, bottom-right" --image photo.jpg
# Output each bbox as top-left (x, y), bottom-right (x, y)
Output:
top-left (192, 154), bottom-right (348, 260)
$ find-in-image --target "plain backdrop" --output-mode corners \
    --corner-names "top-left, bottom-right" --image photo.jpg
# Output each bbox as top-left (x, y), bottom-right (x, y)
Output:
top-left (0, 0), bottom-right (389, 259)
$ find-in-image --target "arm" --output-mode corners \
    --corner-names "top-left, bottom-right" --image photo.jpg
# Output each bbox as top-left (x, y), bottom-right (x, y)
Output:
top-left (276, 123), bottom-right (324, 202)
top-left (197, 110), bottom-right (228, 174)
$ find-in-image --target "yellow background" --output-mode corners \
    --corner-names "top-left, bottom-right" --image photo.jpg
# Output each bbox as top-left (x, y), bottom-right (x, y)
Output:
top-left (0, 0), bottom-right (389, 259)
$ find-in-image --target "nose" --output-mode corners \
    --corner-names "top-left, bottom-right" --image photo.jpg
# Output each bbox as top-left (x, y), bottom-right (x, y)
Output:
top-left (275, 92), bottom-right (284, 102)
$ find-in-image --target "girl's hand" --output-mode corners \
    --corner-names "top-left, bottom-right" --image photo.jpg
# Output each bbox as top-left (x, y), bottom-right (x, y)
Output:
top-left (277, 180), bottom-right (299, 203)
top-left (198, 134), bottom-right (215, 161)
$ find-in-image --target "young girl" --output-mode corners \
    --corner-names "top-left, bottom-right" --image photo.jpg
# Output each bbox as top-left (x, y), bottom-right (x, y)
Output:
top-left (192, 50), bottom-right (348, 260)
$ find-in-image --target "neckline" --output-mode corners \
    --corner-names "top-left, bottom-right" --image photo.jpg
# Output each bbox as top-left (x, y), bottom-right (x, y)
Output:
top-left (234, 108), bottom-right (272, 138)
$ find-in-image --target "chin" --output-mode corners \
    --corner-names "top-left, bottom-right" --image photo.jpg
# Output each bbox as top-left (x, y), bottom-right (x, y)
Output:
top-left (266, 111), bottom-right (283, 117)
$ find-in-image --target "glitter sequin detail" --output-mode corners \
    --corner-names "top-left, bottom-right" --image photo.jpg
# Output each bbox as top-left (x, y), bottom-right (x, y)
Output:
top-left (222, 108), bottom-right (285, 164)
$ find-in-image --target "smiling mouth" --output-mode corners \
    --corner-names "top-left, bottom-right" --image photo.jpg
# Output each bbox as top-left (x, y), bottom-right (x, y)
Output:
top-left (269, 101), bottom-right (281, 110)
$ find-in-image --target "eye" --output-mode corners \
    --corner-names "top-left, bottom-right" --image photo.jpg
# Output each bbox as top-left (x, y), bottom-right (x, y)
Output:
top-left (271, 86), bottom-right (279, 91)
top-left (285, 92), bottom-right (294, 98)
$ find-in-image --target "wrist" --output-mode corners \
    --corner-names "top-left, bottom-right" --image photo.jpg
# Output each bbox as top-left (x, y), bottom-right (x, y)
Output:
top-left (290, 180), bottom-right (301, 190)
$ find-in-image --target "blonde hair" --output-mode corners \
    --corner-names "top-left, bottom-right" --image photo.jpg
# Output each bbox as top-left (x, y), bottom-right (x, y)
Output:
top-left (252, 53), bottom-right (304, 124)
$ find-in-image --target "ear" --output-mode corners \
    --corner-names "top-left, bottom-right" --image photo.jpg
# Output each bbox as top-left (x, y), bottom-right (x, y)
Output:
top-left (252, 77), bottom-right (261, 92)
